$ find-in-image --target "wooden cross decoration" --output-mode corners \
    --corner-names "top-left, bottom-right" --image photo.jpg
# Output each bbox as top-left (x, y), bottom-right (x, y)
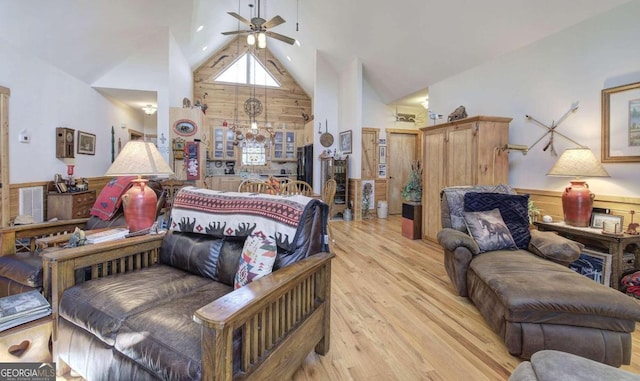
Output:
top-left (525, 101), bottom-right (582, 156)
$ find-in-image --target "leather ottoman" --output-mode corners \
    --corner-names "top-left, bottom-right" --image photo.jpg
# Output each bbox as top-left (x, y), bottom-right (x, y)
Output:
top-left (467, 250), bottom-right (640, 367)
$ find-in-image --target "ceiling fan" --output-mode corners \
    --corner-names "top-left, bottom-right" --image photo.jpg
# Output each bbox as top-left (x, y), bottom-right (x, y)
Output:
top-left (221, 0), bottom-right (295, 47)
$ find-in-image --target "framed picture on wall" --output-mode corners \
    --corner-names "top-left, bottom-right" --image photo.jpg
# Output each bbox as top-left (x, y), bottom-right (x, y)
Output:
top-left (339, 130), bottom-right (352, 154)
top-left (379, 146), bottom-right (386, 164)
top-left (77, 131), bottom-right (96, 155)
top-left (601, 81), bottom-right (640, 163)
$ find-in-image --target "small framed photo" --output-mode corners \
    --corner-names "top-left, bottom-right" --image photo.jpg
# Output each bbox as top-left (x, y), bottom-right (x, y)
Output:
top-left (569, 249), bottom-right (612, 286)
top-left (379, 146), bottom-right (386, 164)
top-left (591, 212), bottom-right (624, 231)
top-left (339, 130), bottom-right (352, 154)
top-left (77, 131), bottom-right (96, 155)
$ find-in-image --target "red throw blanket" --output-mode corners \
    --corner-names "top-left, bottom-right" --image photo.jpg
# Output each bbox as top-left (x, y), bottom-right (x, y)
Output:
top-left (90, 176), bottom-right (136, 220)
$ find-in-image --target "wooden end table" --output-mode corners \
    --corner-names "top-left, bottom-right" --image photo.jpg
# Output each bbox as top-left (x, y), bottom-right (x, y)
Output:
top-left (534, 221), bottom-right (640, 290)
top-left (0, 316), bottom-right (52, 363)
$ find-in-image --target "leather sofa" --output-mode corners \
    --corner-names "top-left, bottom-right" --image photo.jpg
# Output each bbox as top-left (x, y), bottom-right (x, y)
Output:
top-left (44, 188), bottom-right (333, 381)
top-left (437, 185), bottom-right (640, 367)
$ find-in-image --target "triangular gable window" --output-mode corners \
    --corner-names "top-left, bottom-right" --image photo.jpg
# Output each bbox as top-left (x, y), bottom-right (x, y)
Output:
top-left (214, 53), bottom-right (279, 87)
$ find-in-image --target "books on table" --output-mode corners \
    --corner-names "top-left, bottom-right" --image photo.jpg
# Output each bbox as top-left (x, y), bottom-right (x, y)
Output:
top-left (0, 290), bottom-right (51, 332)
top-left (85, 228), bottom-right (130, 244)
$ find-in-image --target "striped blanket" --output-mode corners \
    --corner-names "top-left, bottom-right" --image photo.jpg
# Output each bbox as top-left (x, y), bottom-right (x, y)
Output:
top-left (170, 187), bottom-right (318, 251)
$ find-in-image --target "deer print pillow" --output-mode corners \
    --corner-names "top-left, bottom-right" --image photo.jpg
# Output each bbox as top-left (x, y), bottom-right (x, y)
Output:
top-left (463, 208), bottom-right (518, 253)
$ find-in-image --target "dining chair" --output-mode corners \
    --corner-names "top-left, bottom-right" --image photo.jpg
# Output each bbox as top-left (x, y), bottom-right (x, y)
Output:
top-left (322, 179), bottom-right (337, 217)
top-left (281, 180), bottom-right (313, 196)
top-left (238, 179), bottom-right (276, 194)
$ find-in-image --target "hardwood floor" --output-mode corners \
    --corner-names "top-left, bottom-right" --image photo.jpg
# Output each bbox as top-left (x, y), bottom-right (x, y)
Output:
top-left (291, 215), bottom-right (640, 381)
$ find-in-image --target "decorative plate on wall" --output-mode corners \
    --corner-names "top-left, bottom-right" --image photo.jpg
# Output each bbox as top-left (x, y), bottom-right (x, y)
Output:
top-left (173, 119), bottom-right (198, 136)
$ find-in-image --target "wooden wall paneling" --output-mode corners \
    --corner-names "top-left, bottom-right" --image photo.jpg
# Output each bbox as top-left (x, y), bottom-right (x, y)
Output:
top-left (193, 37), bottom-right (311, 139)
top-left (361, 128), bottom-right (378, 180)
top-left (520, 188), bottom-right (640, 227)
top-left (347, 178), bottom-right (388, 220)
top-left (0, 86), bottom-right (9, 226)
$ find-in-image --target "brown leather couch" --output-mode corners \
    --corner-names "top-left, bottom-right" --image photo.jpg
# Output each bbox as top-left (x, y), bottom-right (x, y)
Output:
top-left (437, 185), bottom-right (640, 367)
top-left (46, 189), bottom-right (333, 380)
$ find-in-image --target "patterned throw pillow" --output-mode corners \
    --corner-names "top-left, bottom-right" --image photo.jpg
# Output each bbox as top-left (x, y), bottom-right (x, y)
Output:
top-left (442, 184), bottom-right (517, 232)
top-left (463, 208), bottom-right (518, 253)
top-left (464, 192), bottom-right (531, 249)
top-left (234, 233), bottom-right (277, 289)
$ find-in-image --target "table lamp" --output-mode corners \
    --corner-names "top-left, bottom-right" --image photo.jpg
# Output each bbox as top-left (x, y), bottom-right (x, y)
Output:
top-left (547, 147), bottom-right (609, 227)
top-left (105, 141), bottom-right (174, 233)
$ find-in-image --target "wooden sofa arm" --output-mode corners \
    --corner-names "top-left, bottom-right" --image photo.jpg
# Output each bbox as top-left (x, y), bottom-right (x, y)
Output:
top-left (42, 233), bottom-right (165, 316)
top-left (194, 252), bottom-right (334, 381)
top-left (1, 218), bottom-right (89, 256)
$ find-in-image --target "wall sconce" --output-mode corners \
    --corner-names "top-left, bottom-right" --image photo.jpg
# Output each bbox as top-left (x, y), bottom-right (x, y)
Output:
top-left (142, 105), bottom-right (157, 115)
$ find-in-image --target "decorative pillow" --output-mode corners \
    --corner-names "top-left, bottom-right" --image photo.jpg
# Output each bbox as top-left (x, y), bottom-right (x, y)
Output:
top-left (528, 229), bottom-right (583, 265)
top-left (90, 176), bottom-right (136, 220)
top-left (234, 233), bottom-right (277, 289)
top-left (463, 208), bottom-right (518, 253)
top-left (441, 184), bottom-right (516, 232)
top-left (464, 192), bottom-right (531, 249)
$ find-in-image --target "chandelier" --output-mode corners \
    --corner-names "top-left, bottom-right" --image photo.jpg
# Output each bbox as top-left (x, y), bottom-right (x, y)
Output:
top-left (228, 34), bottom-right (275, 148)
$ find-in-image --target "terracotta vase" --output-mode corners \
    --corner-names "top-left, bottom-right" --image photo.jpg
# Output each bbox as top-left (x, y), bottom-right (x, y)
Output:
top-left (122, 179), bottom-right (157, 233)
top-left (562, 180), bottom-right (594, 227)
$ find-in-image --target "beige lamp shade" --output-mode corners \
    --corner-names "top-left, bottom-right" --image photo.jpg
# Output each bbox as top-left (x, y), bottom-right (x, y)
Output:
top-left (547, 147), bottom-right (609, 178)
top-left (106, 141), bottom-right (174, 177)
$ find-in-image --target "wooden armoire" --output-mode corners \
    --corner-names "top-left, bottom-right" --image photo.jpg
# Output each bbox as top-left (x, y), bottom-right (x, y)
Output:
top-left (420, 116), bottom-right (511, 242)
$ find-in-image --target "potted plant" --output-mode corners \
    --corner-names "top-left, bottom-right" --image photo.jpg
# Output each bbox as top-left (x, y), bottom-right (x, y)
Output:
top-left (402, 160), bottom-right (423, 202)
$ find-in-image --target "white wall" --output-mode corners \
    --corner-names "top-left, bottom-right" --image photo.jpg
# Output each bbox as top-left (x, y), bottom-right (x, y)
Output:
top-left (312, 52), bottom-right (339, 191)
top-left (429, 1), bottom-right (640, 198)
top-left (338, 58), bottom-right (363, 178)
top-left (0, 38), bottom-right (140, 183)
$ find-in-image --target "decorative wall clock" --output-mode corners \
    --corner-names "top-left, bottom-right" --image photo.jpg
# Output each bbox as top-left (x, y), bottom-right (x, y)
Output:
top-left (173, 119), bottom-right (198, 136)
top-left (244, 98), bottom-right (263, 117)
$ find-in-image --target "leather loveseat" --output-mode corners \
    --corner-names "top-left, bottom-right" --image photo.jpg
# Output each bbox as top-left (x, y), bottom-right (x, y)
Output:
top-left (44, 188), bottom-right (333, 380)
top-left (436, 185), bottom-right (640, 367)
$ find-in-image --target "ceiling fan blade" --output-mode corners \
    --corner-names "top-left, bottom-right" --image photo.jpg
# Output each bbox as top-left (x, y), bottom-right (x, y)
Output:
top-left (222, 30), bottom-right (250, 36)
top-left (227, 12), bottom-right (253, 28)
top-left (263, 15), bottom-right (285, 29)
top-left (265, 31), bottom-right (295, 45)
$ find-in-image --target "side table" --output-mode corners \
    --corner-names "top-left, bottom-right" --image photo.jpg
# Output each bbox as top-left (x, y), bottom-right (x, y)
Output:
top-left (0, 316), bottom-right (52, 363)
top-left (534, 221), bottom-right (640, 290)
top-left (402, 202), bottom-right (422, 240)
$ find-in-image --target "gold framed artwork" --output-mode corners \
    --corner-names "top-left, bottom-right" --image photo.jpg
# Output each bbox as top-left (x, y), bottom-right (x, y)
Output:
top-left (601, 81), bottom-right (640, 163)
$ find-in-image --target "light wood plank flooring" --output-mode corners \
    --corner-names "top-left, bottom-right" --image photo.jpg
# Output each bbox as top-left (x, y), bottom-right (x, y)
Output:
top-left (291, 215), bottom-right (640, 381)
top-left (59, 215), bottom-right (640, 380)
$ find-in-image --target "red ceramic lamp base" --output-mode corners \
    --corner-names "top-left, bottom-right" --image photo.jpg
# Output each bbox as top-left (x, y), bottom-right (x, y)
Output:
top-left (562, 180), bottom-right (595, 227)
top-left (122, 178), bottom-right (157, 233)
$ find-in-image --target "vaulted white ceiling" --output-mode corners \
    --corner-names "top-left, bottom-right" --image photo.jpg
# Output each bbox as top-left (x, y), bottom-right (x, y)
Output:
top-left (0, 0), bottom-right (632, 108)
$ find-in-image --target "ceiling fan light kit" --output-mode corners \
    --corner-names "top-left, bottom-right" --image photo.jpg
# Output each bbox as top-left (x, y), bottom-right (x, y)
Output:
top-left (222, 0), bottom-right (295, 46)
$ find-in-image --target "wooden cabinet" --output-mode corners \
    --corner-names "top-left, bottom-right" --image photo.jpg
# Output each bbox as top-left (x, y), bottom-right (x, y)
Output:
top-left (420, 116), bottom-right (511, 242)
top-left (272, 131), bottom-right (296, 161)
top-left (211, 127), bottom-right (236, 160)
top-left (47, 190), bottom-right (96, 220)
top-left (169, 108), bottom-right (207, 186)
top-left (207, 176), bottom-right (242, 192)
top-left (321, 157), bottom-right (349, 218)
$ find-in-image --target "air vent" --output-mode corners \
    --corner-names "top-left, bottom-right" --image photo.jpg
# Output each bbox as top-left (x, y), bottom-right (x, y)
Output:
top-left (18, 186), bottom-right (44, 223)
